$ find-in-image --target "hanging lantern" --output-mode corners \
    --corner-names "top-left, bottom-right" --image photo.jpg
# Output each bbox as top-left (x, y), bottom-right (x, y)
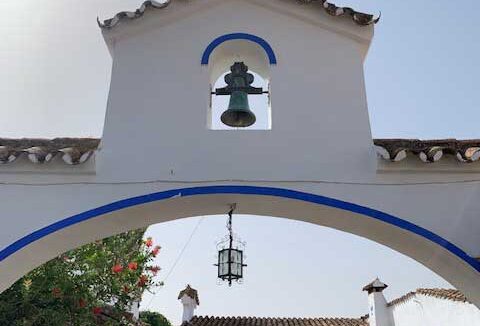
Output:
top-left (213, 62), bottom-right (267, 128)
top-left (215, 205), bottom-right (247, 286)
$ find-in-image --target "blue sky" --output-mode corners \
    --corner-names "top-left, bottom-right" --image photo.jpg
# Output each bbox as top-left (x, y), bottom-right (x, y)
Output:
top-left (359, 0), bottom-right (480, 139)
top-left (1, 0), bottom-right (479, 324)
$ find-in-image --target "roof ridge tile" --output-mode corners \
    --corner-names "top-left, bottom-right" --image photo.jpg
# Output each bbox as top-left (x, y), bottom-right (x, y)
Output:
top-left (189, 316), bottom-right (368, 326)
top-left (387, 288), bottom-right (468, 307)
top-left (98, 0), bottom-right (379, 30)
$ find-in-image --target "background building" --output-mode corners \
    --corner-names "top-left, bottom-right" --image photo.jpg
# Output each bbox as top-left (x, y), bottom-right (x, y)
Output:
top-left (178, 282), bottom-right (480, 326)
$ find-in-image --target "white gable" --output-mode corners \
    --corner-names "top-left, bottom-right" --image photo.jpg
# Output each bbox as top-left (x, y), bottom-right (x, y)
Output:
top-left (100, 0), bottom-right (375, 59)
top-left (98, 0), bottom-right (376, 182)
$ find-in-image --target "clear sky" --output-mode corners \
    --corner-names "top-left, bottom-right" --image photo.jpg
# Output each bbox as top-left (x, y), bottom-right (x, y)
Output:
top-left (1, 0), bottom-right (479, 325)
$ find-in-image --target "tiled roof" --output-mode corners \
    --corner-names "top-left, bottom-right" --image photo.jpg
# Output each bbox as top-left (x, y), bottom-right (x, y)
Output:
top-left (388, 288), bottom-right (468, 307)
top-left (178, 285), bottom-right (200, 305)
top-left (2, 138), bottom-right (478, 167)
top-left (98, 0), bottom-right (379, 30)
top-left (98, 0), bottom-right (169, 30)
top-left (184, 316), bottom-right (368, 326)
top-left (0, 138), bottom-right (99, 165)
top-left (374, 139), bottom-right (480, 163)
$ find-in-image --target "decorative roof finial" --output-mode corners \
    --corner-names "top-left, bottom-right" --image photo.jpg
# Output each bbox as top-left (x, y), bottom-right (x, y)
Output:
top-left (362, 277), bottom-right (388, 294)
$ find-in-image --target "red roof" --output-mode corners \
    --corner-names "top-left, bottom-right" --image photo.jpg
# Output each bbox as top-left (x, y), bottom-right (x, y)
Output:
top-left (183, 316), bottom-right (368, 326)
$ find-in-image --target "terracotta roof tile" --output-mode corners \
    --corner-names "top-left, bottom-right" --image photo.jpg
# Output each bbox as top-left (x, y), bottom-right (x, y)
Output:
top-left (0, 138), bottom-right (99, 165)
top-left (3, 137), bottom-right (478, 167)
top-left (183, 316), bottom-right (368, 326)
top-left (98, 0), bottom-right (379, 30)
top-left (388, 288), bottom-right (468, 307)
top-left (374, 139), bottom-right (480, 163)
top-left (417, 288), bottom-right (468, 302)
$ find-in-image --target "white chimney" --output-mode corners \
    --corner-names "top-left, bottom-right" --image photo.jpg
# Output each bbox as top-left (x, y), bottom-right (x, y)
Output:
top-left (363, 278), bottom-right (393, 326)
top-left (178, 285), bottom-right (199, 323)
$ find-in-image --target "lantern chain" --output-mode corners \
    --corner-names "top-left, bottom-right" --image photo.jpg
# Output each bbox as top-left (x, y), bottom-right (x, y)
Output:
top-left (227, 204), bottom-right (235, 286)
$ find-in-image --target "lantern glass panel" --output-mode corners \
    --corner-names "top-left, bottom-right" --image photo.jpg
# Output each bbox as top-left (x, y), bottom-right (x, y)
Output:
top-left (231, 262), bottom-right (238, 276)
top-left (218, 249), bottom-right (228, 278)
top-left (219, 249), bottom-right (227, 263)
top-left (233, 250), bottom-right (240, 262)
top-left (232, 249), bottom-right (243, 277)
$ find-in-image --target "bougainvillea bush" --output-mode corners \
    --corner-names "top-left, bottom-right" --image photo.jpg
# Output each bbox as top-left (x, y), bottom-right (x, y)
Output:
top-left (0, 228), bottom-right (163, 325)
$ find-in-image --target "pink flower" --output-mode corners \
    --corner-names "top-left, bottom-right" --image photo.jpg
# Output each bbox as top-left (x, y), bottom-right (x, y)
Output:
top-left (145, 237), bottom-right (153, 248)
top-left (128, 262), bottom-right (138, 271)
top-left (137, 275), bottom-right (148, 287)
top-left (93, 307), bottom-right (102, 315)
top-left (112, 264), bottom-right (123, 274)
top-left (149, 266), bottom-right (161, 276)
top-left (152, 246), bottom-right (161, 257)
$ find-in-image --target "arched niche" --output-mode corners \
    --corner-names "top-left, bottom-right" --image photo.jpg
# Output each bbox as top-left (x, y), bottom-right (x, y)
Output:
top-left (202, 34), bottom-right (275, 130)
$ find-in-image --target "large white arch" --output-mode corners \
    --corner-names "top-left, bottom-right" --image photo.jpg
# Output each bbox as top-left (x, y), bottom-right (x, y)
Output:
top-left (0, 185), bottom-right (479, 307)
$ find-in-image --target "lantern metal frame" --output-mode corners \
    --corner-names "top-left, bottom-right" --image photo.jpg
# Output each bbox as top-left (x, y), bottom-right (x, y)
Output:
top-left (215, 205), bottom-right (247, 286)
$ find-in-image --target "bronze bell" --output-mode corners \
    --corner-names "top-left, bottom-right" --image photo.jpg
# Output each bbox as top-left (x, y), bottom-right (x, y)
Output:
top-left (221, 90), bottom-right (256, 128)
top-left (214, 62), bottom-right (265, 128)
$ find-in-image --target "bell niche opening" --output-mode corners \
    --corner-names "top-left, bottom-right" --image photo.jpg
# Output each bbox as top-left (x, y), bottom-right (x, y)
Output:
top-left (206, 38), bottom-right (272, 130)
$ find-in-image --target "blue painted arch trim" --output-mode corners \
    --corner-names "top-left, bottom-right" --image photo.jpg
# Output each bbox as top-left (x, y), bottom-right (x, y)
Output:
top-left (201, 33), bottom-right (277, 65)
top-left (1, 186), bottom-right (479, 273)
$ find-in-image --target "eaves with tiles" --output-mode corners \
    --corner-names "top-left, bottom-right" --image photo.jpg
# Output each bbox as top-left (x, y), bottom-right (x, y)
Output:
top-left (97, 0), bottom-right (380, 30)
top-left (2, 138), bottom-right (479, 167)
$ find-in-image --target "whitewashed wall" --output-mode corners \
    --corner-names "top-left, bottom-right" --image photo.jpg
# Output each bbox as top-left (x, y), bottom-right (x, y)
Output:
top-left (391, 295), bottom-right (480, 326)
top-left (100, 0), bottom-right (375, 183)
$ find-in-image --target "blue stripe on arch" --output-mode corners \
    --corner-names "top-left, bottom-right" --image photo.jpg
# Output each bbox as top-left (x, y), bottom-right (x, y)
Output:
top-left (1, 185), bottom-right (479, 273)
top-left (201, 33), bottom-right (277, 65)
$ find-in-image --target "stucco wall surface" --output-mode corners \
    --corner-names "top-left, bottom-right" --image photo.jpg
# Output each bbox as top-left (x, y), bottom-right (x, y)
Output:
top-left (391, 295), bottom-right (480, 326)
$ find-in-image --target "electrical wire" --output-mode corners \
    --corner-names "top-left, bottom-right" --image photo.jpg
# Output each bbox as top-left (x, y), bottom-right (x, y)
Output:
top-left (143, 216), bottom-right (206, 310)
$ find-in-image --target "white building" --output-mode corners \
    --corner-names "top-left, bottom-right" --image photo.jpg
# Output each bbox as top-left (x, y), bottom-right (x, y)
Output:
top-left (178, 282), bottom-right (480, 326)
top-left (1, 0), bottom-right (480, 311)
top-left (388, 289), bottom-right (480, 326)
top-left (363, 278), bottom-right (480, 326)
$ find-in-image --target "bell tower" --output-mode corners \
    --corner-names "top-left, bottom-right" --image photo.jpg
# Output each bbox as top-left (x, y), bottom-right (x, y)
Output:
top-left (98, 0), bottom-right (377, 183)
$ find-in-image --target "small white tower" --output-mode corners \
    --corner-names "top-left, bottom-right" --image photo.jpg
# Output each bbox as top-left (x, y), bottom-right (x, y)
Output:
top-left (363, 278), bottom-right (393, 326)
top-left (178, 285), bottom-right (200, 323)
